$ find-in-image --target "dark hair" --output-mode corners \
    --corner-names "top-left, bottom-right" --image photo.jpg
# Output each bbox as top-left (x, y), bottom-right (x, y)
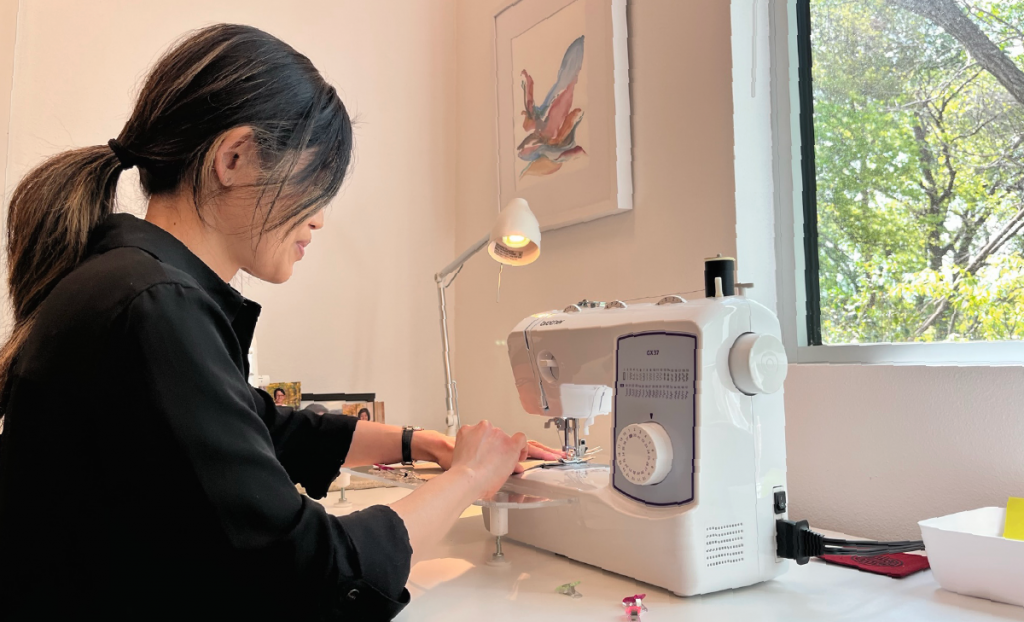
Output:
top-left (273, 388), bottom-right (287, 398)
top-left (0, 24), bottom-right (353, 404)
top-left (357, 408), bottom-right (371, 420)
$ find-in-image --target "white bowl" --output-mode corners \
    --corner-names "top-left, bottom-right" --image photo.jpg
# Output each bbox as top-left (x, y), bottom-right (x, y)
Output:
top-left (919, 507), bottom-right (1024, 607)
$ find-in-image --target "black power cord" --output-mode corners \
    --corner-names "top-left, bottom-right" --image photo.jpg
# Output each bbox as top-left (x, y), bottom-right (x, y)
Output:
top-left (776, 519), bottom-right (925, 565)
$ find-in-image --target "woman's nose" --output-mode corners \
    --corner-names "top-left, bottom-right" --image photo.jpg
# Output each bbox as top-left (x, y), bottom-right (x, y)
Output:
top-left (308, 210), bottom-right (325, 230)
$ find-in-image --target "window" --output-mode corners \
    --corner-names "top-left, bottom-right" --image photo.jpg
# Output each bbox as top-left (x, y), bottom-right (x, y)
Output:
top-left (799, 0), bottom-right (1024, 347)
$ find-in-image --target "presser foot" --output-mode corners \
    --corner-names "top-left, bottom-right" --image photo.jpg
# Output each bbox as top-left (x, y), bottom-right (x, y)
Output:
top-left (546, 458), bottom-right (608, 470)
top-left (520, 455), bottom-right (609, 472)
top-left (544, 446), bottom-right (605, 469)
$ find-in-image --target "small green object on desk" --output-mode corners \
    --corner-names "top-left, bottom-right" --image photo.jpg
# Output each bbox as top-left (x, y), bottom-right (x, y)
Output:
top-left (1004, 497), bottom-right (1024, 541)
top-left (555, 581), bottom-right (582, 599)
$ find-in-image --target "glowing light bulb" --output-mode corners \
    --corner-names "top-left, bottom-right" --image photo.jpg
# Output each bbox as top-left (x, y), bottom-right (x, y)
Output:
top-left (502, 234), bottom-right (529, 248)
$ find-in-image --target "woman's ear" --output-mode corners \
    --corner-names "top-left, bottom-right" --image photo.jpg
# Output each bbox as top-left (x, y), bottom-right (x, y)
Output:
top-left (213, 126), bottom-right (258, 188)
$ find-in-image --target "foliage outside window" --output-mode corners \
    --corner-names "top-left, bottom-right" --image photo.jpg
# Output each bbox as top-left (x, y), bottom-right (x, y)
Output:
top-left (809, 0), bottom-right (1024, 344)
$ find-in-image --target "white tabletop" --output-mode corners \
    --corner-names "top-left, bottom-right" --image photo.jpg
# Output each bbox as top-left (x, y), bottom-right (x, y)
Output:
top-left (319, 488), bottom-right (1024, 621)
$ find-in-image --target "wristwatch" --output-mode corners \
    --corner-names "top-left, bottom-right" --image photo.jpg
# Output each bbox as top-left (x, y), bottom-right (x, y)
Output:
top-left (401, 426), bottom-right (423, 466)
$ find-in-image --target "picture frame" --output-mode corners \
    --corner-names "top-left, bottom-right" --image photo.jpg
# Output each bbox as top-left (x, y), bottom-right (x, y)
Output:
top-left (340, 401), bottom-right (386, 425)
top-left (494, 0), bottom-right (631, 231)
top-left (264, 382), bottom-right (302, 408)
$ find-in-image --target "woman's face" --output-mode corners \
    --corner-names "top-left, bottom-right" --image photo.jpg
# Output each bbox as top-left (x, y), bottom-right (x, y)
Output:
top-left (240, 208), bottom-right (324, 284)
top-left (211, 128), bottom-right (327, 284)
top-left (274, 390), bottom-right (286, 405)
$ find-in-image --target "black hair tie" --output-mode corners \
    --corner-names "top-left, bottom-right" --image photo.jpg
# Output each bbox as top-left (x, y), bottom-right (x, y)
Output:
top-left (107, 139), bottom-right (138, 170)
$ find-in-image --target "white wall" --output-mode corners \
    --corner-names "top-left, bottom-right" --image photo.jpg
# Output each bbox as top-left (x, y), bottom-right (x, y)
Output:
top-left (451, 0), bottom-right (737, 450)
top-left (732, 0), bottom-right (778, 314)
top-left (4, 0), bottom-right (457, 429)
top-left (0, 0), bottom-right (17, 197)
top-left (787, 364), bottom-right (1024, 540)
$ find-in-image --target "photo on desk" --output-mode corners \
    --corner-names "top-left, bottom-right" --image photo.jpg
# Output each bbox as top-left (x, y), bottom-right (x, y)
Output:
top-left (263, 382), bottom-right (302, 408)
top-left (340, 401), bottom-right (386, 424)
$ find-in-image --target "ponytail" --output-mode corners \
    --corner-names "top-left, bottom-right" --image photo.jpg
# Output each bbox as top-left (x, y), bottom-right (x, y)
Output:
top-left (0, 146), bottom-right (123, 402)
top-left (0, 23), bottom-right (354, 421)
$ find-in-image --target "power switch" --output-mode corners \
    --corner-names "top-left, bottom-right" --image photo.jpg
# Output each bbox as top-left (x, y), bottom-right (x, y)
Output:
top-left (774, 490), bottom-right (788, 514)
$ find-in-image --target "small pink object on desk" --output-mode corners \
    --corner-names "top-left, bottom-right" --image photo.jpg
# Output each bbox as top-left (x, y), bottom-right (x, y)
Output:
top-left (622, 594), bottom-right (647, 621)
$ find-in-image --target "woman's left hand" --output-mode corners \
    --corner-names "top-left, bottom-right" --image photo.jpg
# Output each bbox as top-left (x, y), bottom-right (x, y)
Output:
top-left (416, 430), bottom-right (564, 471)
top-left (512, 440), bottom-right (565, 473)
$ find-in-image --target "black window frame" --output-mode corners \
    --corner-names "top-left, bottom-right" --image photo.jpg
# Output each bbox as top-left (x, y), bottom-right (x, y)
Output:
top-left (796, 0), bottom-right (823, 346)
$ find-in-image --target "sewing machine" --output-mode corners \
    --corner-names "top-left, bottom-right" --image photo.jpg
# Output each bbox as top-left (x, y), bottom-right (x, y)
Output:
top-left (497, 272), bottom-right (791, 597)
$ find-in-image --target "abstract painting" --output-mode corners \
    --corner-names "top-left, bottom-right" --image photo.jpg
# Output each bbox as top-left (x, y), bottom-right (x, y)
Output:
top-left (513, 0), bottom-right (588, 184)
top-left (517, 35), bottom-right (586, 180)
top-left (496, 0), bottom-right (630, 230)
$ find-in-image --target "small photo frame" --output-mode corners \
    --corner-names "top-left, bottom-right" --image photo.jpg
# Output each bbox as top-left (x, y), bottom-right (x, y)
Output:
top-left (264, 382), bottom-right (302, 408)
top-left (341, 401), bottom-right (386, 425)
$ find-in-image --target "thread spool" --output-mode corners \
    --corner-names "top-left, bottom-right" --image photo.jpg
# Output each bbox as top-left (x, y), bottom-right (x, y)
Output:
top-left (704, 255), bottom-right (736, 297)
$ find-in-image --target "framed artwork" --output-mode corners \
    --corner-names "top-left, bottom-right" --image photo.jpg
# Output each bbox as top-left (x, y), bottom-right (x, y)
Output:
top-left (265, 382), bottom-right (302, 408)
top-left (494, 0), bottom-right (631, 230)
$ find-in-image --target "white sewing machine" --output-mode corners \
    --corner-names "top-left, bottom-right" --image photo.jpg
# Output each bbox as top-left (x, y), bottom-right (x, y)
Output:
top-left (497, 272), bottom-right (791, 597)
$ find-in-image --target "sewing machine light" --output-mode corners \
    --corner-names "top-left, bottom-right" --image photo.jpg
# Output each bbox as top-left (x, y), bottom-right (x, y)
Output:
top-left (488, 198), bottom-right (541, 266)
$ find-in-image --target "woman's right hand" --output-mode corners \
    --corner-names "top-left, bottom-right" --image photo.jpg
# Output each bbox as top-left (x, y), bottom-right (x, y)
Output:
top-left (391, 421), bottom-right (527, 560)
top-left (450, 421), bottom-right (527, 497)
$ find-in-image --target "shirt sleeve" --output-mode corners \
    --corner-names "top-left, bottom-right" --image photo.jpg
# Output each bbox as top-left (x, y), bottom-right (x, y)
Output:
top-left (120, 283), bottom-right (412, 620)
top-left (251, 387), bottom-right (358, 499)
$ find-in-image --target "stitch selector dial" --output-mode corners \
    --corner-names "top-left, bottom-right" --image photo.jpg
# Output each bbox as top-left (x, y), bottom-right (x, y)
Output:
top-left (615, 422), bottom-right (674, 486)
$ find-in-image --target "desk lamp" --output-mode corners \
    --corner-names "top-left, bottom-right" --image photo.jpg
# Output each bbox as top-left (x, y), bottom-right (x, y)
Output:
top-left (435, 198), bottom-right (541, 436)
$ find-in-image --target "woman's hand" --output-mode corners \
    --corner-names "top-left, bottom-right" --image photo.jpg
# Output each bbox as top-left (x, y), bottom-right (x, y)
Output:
top-left (411, 430), bottom-right (456, 469)
top-left (512, 441), bottom-right (564, 473)
top-left (391, 422), bottom-right (529, 559)
top-left (416, 429), bottom-right (564, 472)
top-left (450, 421), bottom-right (528, 497)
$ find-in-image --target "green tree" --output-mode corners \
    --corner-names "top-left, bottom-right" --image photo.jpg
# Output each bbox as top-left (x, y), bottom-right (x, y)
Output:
top-left (812, 0), bottom-right (1024, 342)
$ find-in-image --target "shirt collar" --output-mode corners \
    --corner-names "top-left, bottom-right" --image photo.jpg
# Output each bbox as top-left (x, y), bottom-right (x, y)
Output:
top-left (88, 213), bottom-right (252, 321)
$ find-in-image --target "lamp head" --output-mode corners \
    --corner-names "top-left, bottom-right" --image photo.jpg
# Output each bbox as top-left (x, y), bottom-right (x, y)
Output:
top-left (488, 198), bottom-right (541, 266)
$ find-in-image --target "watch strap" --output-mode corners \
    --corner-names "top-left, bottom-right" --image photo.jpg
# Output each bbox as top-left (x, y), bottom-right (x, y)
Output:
top-left (401, 426), bottom-right (417, 465)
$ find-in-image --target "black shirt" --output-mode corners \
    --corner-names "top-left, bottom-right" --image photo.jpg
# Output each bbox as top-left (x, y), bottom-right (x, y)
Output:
top-left (0, 214), bottom-right (411, 620)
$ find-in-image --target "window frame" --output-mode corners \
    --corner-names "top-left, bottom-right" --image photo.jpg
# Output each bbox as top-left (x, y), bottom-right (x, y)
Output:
top-left (768, 0), bottom-right (1024, 365)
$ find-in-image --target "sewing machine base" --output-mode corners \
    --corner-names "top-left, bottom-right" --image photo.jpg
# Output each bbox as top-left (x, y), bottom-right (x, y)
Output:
top-left (496, 465), bottom-right (789, 597)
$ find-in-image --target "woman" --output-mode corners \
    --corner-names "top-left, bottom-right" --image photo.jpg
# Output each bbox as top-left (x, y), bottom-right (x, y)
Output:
top-left (357, 407), bottom-right (372, 422)
top-left (273, 387), bottom-right (288, 406)
top-left (0, 24), bottom-right (559, 620)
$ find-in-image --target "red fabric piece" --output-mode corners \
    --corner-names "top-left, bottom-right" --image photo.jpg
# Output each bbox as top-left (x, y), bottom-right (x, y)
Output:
top-left (820, 553), bottom-right (930, 578)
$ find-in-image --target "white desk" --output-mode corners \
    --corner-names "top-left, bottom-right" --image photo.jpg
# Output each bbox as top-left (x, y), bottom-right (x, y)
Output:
top-left (319, 488), bottom-right (1024, 621)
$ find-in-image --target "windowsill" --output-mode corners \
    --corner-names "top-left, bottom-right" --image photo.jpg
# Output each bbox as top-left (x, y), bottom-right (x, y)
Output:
top-left (795, 341), bottom-right (1024, 366)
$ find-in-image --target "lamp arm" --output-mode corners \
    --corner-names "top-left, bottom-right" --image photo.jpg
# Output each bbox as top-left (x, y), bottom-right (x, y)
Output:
top-left (435, 232), bottom-right (490, 436)
top-left (435, 233), bottom-right (490, 282)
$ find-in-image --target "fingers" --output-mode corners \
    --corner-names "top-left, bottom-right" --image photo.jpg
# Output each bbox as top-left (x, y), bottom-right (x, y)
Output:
top-left (510, 432), bottom-right (528, 463)
top-left (526, 440), bottom-right (566, 461)
top-left (531, 449), bottom-right (565, 461)
top-left (528, 440), bottom-right (562, 453)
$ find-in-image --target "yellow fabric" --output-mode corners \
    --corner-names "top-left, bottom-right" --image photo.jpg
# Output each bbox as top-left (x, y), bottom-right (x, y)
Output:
top-left (1003, 497), bottom-right (1024, 541)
